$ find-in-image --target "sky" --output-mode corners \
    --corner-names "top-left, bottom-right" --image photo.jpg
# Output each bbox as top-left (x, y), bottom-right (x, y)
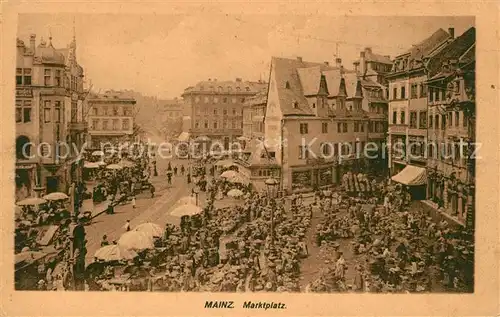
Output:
top-left (17, 14), bottom-right (474, 99)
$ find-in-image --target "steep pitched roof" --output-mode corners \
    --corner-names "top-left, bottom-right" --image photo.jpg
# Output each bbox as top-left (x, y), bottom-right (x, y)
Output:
top-left (343, 72), bottom-right (359, 97)
top-left (401, 28), bottom-right (451, 58)
top-left (426, 27), bottom-right (476, 77)
top-left (297, 66), bottom-right (322, 96)
top-left (459, 43), bottom-right (475, 65)
top-left (365, 51), bottom-right (392, 64)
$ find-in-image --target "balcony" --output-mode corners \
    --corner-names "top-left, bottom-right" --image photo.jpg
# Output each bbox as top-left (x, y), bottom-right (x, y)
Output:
top-left (68, 121), bottom-right (87, 132)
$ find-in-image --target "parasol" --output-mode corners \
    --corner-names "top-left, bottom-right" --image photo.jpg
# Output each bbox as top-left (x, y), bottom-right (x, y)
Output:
top-left (16, 197), bottom-right (47, 206)
top-left (227, 188), bottom-right (244, 198)
top-left (94, 244), bottom-right (138, 261)
top-left (177, 196), bottom-right (197, 205)
top-left (106, 164), bottom-right (123, 170)
top-left (170, 204), bottom-right (202, 217)
top-left (119, 159), bottom-right (135, 168)
top-left (84, 161), bottom-right (100, 169)
top-left (92, 150), bottom-right (104, 156)
top-left (97, 161), bottom-right (107, 166)
top-left (43, 192), bottom-right (69, 201)
top-left (118, 231), bottom-right (154, 251)
top-left (133, 222), bottom-right (163, 238)
top-left (220, 170), bottom-right (238, 178)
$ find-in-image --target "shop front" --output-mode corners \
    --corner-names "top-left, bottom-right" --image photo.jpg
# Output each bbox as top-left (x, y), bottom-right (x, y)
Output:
top-left (15, 163), bottom-right (36, 201)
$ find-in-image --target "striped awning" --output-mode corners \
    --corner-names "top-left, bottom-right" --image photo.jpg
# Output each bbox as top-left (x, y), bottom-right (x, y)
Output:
top-left (391, 165), bottom-right (427, 186)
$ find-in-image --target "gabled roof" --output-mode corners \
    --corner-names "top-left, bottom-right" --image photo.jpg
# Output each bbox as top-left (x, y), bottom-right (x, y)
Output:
top-left (400, 28), bottom-right (451, 59)
top-left (426, 27), bottom-right (476, 77)
top-left (245, 88), bottom-right (268, 106)
top-left (365, 51), bottom-right (392, 64)
top-left (297, 66), bottom-right (322, 95)
top-left (459, 43), bottom-right (475, 65)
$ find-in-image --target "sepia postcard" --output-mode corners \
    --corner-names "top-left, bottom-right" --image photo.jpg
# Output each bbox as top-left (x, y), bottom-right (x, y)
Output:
top-left (1, 1), bottom-right (498, 316)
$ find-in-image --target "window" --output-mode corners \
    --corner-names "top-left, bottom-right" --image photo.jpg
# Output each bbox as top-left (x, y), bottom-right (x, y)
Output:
top-left (392, 111), bottom-right (397, 124)
top-left (103, 106), bottom-right (109, 116)
top-left (122, 119), bottom-right (130, 130)
top-left (16, 100), bottom-right (32, 123)
top-left (213, 109), bottom-right (217, 115)
top-left (70, 101), bottom-right (77, 122)
top-left (232, 108), bottom-right (236, 115)
top-left (231, 121), bottom-right (236, 129)
top-left (54, 101), bottom-right (61, 123)
top-left (231, 98), bottom-right (236, 103)
top-left (44, 69), bottom-right (51, 86)
top-left (368, 121), bottom-right (373, 133)
top-left (195, 121), bottom-right (199, 128)
top-left (401, 86), bottom-right (406, 99)
top-left (204, 120), bottom-right (208, 128)
top-left (393, 87), bottom-right (397, 100)
top-left (429, 87), bottom-right (434, 102)
top-left (435, 115), bottom-right (439, 129)
top-left (409, 111), bottom-right (417, 128)
top-left (195, 97), bottom-right (200, 103)
top-left (312, 103), bottom-right (316, 109)
top-left (16, 68), bottom-right (22, 85)
top-left (360, 122), bottom-right (364, 132)
top-left (448, 112), bottom-right (453, 127)
top-left (400, 111), bottom-right (405, 124)
top-left (241, 98), bottom-right (245, 103)
top-left (293, 102), bottom-right (299, 109)
top-left (343, 122), bottom-right (348, 133)
top-left (321, 142), bottom-right (331, 156)
top-left (299, 123), bottom-right (308, 134)
top-left (112, 119), bottom-right (119, 130)
top-left (285, 81), bottom-right (290, 89)
top-left (321, 122), bottom-right (328, 133)
top-left (16, 68), bottom-right (32, 85)
top-left (441, 114), bottom-right (446, 130)
top-left (299, 145), bottom-right (309, 159)
top-left (429, 115), bottom-right (433, 128)
top-left (92, 108), bottom-right (98, 116)
top-left (411, 84), bottom-right (418, 99)
top-left (223, 109), bottom-right (227, 115)
top-left (419, 111), bottom-right (427, 129)
top-left (420, 83), bottom-right (427, 98)
top-left (213, 121), bottom-right (218, 129)
top-left (223, 97), bottom-right (228, 103)
top-left (463, 112), bottom-right (468, 127)
top-left (354, 122), bottom-right (359, 132)
top-left (55, 70), bottom-right (61, 86)
top-left (337, 122), bottom-right (342, 133)
top-left (455, 111), bottom-right (459, 127)
top-left (455, 81), bottom-right (461, 94)
top-left (91, 119), bottom-right (98, 130)
top-left (113, 106), bottom-right (118, 116)
top-left (102, 120), bottom-right (109, 130)
top-left (214, 97), bottom-right (219, 103)
top-left (435, 89), bottom-right (440, 101)
top-left (218, 86), bottom-right (223, 93)
top-left (44, 101), bottom-right (51, 123)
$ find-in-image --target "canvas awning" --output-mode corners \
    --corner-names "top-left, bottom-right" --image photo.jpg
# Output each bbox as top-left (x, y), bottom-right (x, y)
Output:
top-left (391, 165), bottom-right (427, 186)
top-left (177, 132), bottom-right (190, 142)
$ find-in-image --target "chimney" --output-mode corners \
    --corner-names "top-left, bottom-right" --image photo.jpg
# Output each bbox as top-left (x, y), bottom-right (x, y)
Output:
top-left (235, 78), bottom-right (242, 82)
top-left (29, 34), bottom-right (36, 50)
top-left (335, 58), bottom-right (342, 68)
top-left (208, 78), bottom-right (211, 81)
top-left (297, 56), bottom-right (303, 62)
top-left (360, 51), bottom-right (365, 58)
top-left (353, 61), bottom-right (360, 73)
top-left (324, 61), bottom-right (329, 66)
top-left (365, 47), bottom-right (372, 54)
top-left (448, 27), bottom-right (454, 39)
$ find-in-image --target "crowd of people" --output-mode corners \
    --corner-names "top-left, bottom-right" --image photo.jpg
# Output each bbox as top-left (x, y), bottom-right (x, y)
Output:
top-left (306, 181), bottom-right (474, 293)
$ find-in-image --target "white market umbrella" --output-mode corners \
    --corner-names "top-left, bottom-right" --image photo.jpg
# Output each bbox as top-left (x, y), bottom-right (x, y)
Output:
top-left (170, 204), bottom-right (202, 217)
top-left (227, 188), bottom-right (244, 198)
top-left (133, 222), bottom-right (163, 238)
top-left (106, 164), bottom-right (123, 170)
top-left (118, 231), bottom-right (154, 251)
top-left (84, 162), bottom-right (100, 169)
top-left (16, 197), bottom-right (47, 206)
top-left (97, 161), bottom-right (107, 166)
top-left (43, 192), bottom-right (69, 201)
top-left (227, 174), bottom-right (250, 185)
top-left (196, 135), bottom-right (210, 142)
top-left (236, 136), bottom-right (249, 141)
top-left (92, 150), bottom-right (104, 156)
top-left (178, 196), bottom-right (197, 205)
top-left (119, 159), bottom-right (135, 168)
top-left (94, 244), bottom-right (138, 261)
top-left (220, 170), bottom-right (238, 178)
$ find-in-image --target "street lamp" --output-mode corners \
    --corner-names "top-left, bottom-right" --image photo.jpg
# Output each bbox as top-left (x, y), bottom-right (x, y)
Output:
top-left (265, 177), bottom-right (279, 246)
top-left (192, 186), bottom-right (200, 206)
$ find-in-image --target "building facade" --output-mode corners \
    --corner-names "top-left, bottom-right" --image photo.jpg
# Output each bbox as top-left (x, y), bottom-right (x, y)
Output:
top-left (87, 91), bottom-right (136, 148)
top-left (424, 27), bottom-right (475, 225)
top-left (357, 47), bottom-right (393, 86)
top-left (154, 98), bottom-right (183, 140)
top-left (242, 88), bottom-right (268, 140)
top-left (181, 78), bottom-right (267, 149)
top-left (386, 28), bottom-right (453, 197)
top-left (264, 56), bottom-right (376, 193)
top-left (15, 33), bottom-right (86, 200)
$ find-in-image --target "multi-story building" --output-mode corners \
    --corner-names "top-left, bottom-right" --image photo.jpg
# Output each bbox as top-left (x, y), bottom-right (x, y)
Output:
top-left (154, 98), bottom-right (183, 140)
top-left (357, 47), bottom-right (393, 86)
top-left (263, 56), bottom-right (375, 193)
top-left (15, 33), bottom-right (86, 199)
top-left (242, 88), bottom-right (268, 140)
top-left (387, 28), bottom-right (454, 198)
top-left (87, 90), bottom-right (136, 148)
top-left (181, 78), bottom-right (267, 149)
top-left (424, 27), bottom-right (475, 225)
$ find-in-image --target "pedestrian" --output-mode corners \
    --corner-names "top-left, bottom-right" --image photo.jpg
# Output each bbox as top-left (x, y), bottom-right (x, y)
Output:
top-left (101, 235), bottom-right (109, 247)
top-left (150, 185), bottom-right (156, 198)
top-left (167, 173), bottom-right (172, 185)
top-left (181, 165), bottom-right (185, 176)
top-left (123, 220), bottom-right (131, 232)
top-left (174, 166), bottom-right (178, 176)
top-left (131, 196), bottom-right (136, 209)
top-left (187, 173), bottom-right (191, 184)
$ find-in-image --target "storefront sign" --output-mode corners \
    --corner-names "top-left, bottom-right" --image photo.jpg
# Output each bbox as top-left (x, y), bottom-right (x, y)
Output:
top-left (16, 89), bottom-right (33, 98)
top-left (16, 163), bottom-right (35, 170)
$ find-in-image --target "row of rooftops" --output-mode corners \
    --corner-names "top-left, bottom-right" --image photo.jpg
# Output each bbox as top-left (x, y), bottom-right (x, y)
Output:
top-left (182, 78), bottom-right (267, 95)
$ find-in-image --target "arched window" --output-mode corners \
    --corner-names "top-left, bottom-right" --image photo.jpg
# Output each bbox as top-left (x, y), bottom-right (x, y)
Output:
top-left (16, 135), bottom-right (31, 160)
top-left (227, 86), bottom-right (232, 92)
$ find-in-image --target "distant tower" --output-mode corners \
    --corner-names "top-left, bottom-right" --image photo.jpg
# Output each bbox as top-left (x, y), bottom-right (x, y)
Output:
top-left (69, 17), bottom-right (77, 64)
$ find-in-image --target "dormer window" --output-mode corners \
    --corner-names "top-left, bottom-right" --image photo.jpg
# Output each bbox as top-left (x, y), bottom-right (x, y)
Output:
top-left (245, 87), bottom-right (250, 91)
top-left (293, 101), bottom-right (299, 109)
top-left (285, 81), bottom-right (290, 89)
